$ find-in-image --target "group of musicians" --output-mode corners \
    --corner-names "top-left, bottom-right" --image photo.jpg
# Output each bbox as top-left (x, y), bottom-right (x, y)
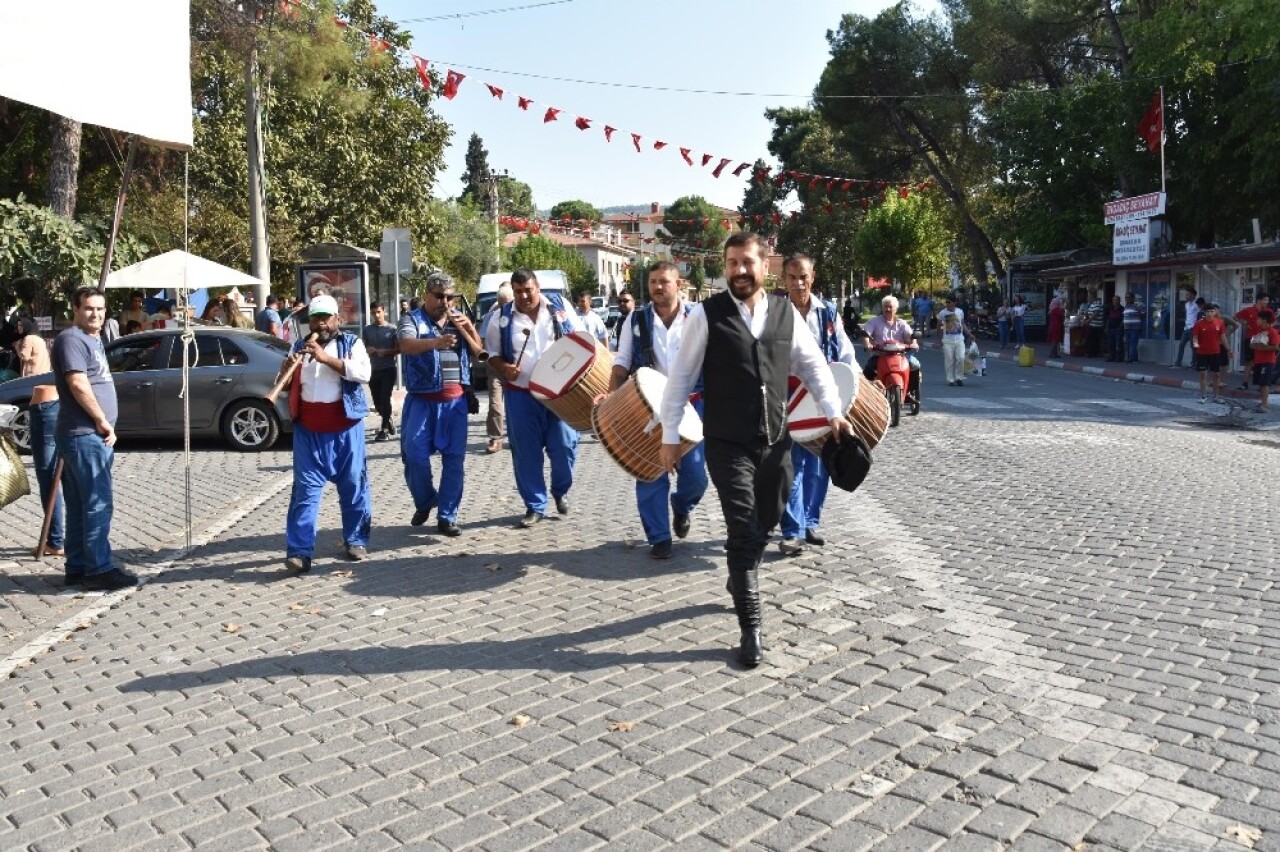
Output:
top-left (273, 232), bottom-right (855, 668)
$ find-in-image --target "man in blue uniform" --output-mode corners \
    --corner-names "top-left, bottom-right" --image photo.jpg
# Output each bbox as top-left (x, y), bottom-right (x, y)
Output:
top-left (278, 294), bottom-right (373, 573)
top-left (483, 268), bottom-right (584, 527)
top-left (608, 261), bottom-right (707, 560)
top-left (398, 272), bottom-right (484, 536)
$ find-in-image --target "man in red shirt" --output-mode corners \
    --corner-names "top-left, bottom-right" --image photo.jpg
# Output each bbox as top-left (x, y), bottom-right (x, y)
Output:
top-left (1193, 304), bottom-right (1230, 403)
top-left (1249, 309), bottom-right (1278, 413)
top-left (1235, 294), bottom-right (1269, 390)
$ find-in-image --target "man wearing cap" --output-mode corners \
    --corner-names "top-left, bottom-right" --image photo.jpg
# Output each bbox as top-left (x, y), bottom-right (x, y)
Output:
top-left (398, 272), bottom-right (484, 536)
top-left (277, 294), bottom-right (373, 572)
top-left (484, 268), bottom-right (584, 527)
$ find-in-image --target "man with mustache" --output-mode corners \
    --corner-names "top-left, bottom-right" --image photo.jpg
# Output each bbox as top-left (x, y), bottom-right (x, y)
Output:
top-left (484, 268), bottom-right (584, 527)
top-left (277, 294), bottom-right (373, 573)
top-left (659, 233), bottom-right (854, 668)
top-left (398, 272), bottom-right (484, 536)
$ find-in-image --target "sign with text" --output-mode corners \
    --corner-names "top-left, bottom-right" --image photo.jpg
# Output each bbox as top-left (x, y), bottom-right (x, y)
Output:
top-left (1104, 192), bottom-right (1165, 225)
top-left (1113, 219), bottom-right (1150, 265)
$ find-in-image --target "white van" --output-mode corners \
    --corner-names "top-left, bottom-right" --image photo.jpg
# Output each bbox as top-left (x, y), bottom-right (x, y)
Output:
top-left (475, 269), bottom-right (569, 320)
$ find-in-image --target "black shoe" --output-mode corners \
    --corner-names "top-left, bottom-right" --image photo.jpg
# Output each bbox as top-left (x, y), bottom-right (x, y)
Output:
top-left (387, 423), bottom-right (397, 436)
top-left (555, 495), bottom-right (570, 515)
top-left (344, 544), bottom-right (367, 562)
top-left (411, 508), bottom-right (431, 527)
top-left (673, 513), bottom-right (691, 539)
top-left (738, 629), bottom-right (764, 668)
top-left (947, 381), bottom-right (956, 386)
top-left (64, 573), bottom-right (84, 587)
top-left (650, 540), bottom-right (672, 560)
top-left (284, 555), bottom-right (311, 574)
top-left (437, 520), bottom-right (462, 537)
top-left (805, 530), bottom-right (825, 546)
top-left (374, 430), bottom-right (388, 442)
top-left (82, 567), bottom-right (140, 591)
top-left (956, 379), bottom-right (964, 387)
top-left (729, 567), bottom-right (764, 668)
top-left (519, 511), bottom-right (544, 528)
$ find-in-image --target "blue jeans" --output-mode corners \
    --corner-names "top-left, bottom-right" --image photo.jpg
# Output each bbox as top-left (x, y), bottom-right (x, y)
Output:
top-left (1013, 317), bottom-right (1026, 346)
top-left (56, 432), bottom-right (115, 576)
top-left (781, 443), bottom-right (828, 539)
top-left (635, 401), bottom-right (707, 545)
top-left (998, 319), bottom-right (1009, 348)
top-left (31, 401), bottom-right (64, 549)
top-left (1125, 328), bottom-right (1141, 362)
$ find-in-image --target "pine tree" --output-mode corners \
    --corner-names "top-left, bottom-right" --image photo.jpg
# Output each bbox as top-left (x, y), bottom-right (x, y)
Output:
top-left (459, 133), bottom-right (490, 206)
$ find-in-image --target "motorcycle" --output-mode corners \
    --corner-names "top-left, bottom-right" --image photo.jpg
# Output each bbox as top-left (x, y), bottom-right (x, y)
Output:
top-left (871, 340), bottom-right (922, 426)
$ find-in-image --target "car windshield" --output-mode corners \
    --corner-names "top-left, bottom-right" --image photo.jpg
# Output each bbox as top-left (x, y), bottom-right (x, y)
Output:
top-left (245, 333), bottom-right (290, 354)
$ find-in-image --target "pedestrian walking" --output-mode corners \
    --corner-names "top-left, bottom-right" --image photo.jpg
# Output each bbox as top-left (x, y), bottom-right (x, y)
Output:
top-left (573, 289), bottom-right (608, 347)
top-left (609, 291), bottom-right (635, 353)
top-left (779, 254), bottom-right (858, 557)
top-left (1249, 309), bottom-right (1278, 413)
top-left (478, 282), bottom-right (513, 453)
top-left (483, 269), bottom-right (584, 527)
top-left (1123, 293), bottom-right (1145, 363)
top-left (255, 294), bottom-right (282, 337)
top-left (1047, 296), bottom-right (1065, 357)
top-left (937, 296), bottom-right (968, 386)
top-left (1235, 293), bottom-right (1269, 390)
top-left (657, 232), bottom-right (852, 668)
top-left (398, 274), bottom-right (484, 537)
top-left (278, 295), bottom-right (373, 573)
top-left (51, 286), bottom-right (135, 589)
top-left (14, 317), bottom-right (50, 377)
top-left (996, 300), bottom-right (1011, 349)
top-left (28, 382), bottom-right (63, 557)
top-left (609, 261), bottom-right (707, 560)
top-left (362, 301), bottom-right (399, 441)
top-left (1084, 291), bottom-right (1105, 357)
top-left (1193, 304), bottom-right (1234, 403)
top-left (1173, 289), bottom-right (1201, 367)
top-left (1105, 295), bottom-right (1125, 361)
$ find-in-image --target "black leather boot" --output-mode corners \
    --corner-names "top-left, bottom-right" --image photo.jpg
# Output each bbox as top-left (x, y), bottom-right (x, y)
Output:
top-left (729, 567), bottom-right (763, 667)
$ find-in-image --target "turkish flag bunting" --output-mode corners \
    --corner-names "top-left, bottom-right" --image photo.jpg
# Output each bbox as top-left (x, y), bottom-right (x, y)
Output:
top-left (825, 179), bottom-right (837, 191)
top-left (279, 0), bottom-right (300, 20)
top-left (809, 176), bottom-right (822, 189)
top-left (755, 169), bottom-right (770, 183)
top-left (631, 133), bottom-right (642, 152)
top-left (700, 153), bottom-right (713, 167)
top-left (733, 163), bottom-right (751, 177)
top-left (771, 212), bottom-right (782, 224)
top-left (604, 125), bottom-right (616, 142)
top-left (654, 141), bottom-right (667, 150)
top-left (721, 219), bottom-right (731, 229)
top-left (680, 147), bottom-right (693, 165)
top-left (369, 35), bottom-right (390, 52)
top-left (841, 180), bottom-right (853, 191)
top-left (1137, 90), bottom-right (1163, 152)
top-left (575, 116), bottom-right (591, 130)
top-left (772, 172), bottom-right (787, 187)
top-left (712, 158), bottom-right (732, 178)
top-left (701, 217), bottom-right (710, 226)
top-left (486, 84), bottom-right (504, 99)
top-left (517, 96), bottom-right (532, 110)
top-left (544, 107), bottom-right (561, 123)
top-left (442, 70), bottom-right (464, 100)
top-left (413, 57), bottom-right (431, 89)
top-left (899, 186), bottom-right (910, 198)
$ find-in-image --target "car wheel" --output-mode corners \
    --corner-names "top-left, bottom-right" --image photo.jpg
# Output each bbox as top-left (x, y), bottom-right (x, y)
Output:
top-left (221, 399), bottom-right (280, 451)
top-left (8, 406), bottom-right (32, 454)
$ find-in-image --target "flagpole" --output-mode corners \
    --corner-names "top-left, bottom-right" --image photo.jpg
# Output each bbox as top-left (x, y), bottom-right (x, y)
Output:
top-left (1159, 86), bottom-right (1166, 196)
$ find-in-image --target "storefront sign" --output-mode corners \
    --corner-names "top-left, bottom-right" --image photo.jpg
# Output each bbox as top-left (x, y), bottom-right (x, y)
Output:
top-left (1104, 192), bottom-right (1165, 225)
top-left (1113, 219), bottom-right (1150, 265)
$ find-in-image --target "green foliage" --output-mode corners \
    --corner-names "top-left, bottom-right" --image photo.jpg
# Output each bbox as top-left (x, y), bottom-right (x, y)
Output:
top-left (497, 176), bottom-right (536, 220)
top-left (738, 158), bottom-right (781, 238)
top-left (459, 133), bottom-right (490, 206)
top-left (853, 191), bottom-right (950, 291)
top-left (664, 196), bottom-right (726, 279)
top-left (505, 234), bottom-right (596, 291)
top-left (423, 200), bottom-right (499, 292)
top-left (549, 199), bottom-right (602, 224)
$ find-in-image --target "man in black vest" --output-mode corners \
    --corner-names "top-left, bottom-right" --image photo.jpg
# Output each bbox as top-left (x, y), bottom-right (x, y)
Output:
top-left (658, 232), bottom-right (853, 668)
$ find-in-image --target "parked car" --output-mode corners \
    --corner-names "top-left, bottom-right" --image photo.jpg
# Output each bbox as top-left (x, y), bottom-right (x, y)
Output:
top-left (0, 327), bottom-right (294, 453)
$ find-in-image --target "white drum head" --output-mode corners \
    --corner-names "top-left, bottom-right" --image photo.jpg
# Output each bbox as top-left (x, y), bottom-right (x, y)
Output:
top-left (529, 332), bottom-right (598, 400)
top-left (633, 366), bottom-right (703, 443)
top-left (787, 362), bottom-right (855, 442)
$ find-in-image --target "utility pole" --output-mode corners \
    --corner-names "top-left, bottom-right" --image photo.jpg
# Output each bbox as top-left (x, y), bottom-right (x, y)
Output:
top-left (245, 2), bottom-right (271, 308)
top-left (486, 167), bottom-right (507, 255)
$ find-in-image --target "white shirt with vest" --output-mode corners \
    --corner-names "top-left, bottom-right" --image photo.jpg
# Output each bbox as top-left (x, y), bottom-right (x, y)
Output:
top-left (613, 304), bottom-right (688, 376)
top-left (482, 298), bottom-right (585, 389)
top-left (797, 298), bottom-right (858, 367)
top-left (299, 336), bottom-right (372, 403)
top-left (659, 293), bottom-right (842, 445)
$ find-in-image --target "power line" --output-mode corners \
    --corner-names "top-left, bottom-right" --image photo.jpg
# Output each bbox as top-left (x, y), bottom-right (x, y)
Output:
top-left (400, 0), bottom-right (581, 25)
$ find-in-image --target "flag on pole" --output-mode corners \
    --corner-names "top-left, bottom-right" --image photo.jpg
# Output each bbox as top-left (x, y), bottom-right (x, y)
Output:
top-left (1137, 90), bottom-right (1163, 153)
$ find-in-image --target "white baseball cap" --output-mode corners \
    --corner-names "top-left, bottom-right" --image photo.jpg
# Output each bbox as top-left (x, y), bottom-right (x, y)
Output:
top-left (308, 294), bottom-right (339, 316)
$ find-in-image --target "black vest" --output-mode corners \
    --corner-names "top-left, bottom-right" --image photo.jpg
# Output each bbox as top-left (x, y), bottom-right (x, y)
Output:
top-left (701, 291), bottom-right (793, 446)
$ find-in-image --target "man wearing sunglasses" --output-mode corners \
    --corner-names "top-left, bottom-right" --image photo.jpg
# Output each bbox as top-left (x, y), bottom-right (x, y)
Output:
top-left (398, 272), bottom-right (484, 537)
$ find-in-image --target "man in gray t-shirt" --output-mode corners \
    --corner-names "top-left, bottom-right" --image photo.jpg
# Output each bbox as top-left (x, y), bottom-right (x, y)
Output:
top-left (361, 301), bottom-right (399, 440)
top-left (49, 286), bottom-right (135, 590)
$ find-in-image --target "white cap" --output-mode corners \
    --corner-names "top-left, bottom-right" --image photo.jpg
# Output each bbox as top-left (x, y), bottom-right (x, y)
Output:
top-left (308, 294), bottom-right (339, 316)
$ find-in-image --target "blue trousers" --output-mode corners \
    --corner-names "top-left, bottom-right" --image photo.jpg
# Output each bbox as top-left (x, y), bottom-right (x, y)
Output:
top-left (781, 442), bottom-right (829, 538)
top-left (401, 394), bottom-right (468, 523)
top-left (31, 400), bottom-right (63, 550)
top-left (1013, 317), bottom-right (1026, 346)
top-left (505, 390), bottom-right (577, 516)
top-left (998, 320), bottom-right (1009, 348)
top-left (636, 439), bottom-right (707, 545)
top-left (57, 432), bottom-right (114, 576)
top-left (1125, 328), bottom-right (1141, 362)
top-left (287, 421), bottom-right (371, 558)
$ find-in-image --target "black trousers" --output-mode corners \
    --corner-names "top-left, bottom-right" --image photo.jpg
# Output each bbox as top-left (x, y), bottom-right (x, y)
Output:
top-left (704, 436), bottom-right (793, 573)
top-left (368, 367), bottom-right (395, 428)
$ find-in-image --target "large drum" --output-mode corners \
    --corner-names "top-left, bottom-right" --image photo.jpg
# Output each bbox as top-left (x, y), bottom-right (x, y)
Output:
top-left (528, 332), bottom-right (614, 431)
top-left (592, 367), bottom-right (703, 482)
top-left (787, 362), bottom-right (890, 455)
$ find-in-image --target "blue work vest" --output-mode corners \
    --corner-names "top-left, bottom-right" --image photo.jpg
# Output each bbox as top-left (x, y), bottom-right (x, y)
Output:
top-left (629, 303), bottom-right (704, 395)
top-left (402, 307), bottom-right (472, 394)
top-left (812, 300), bottom-right (843, 363)
top-left (498, 293), bottom-right (575, 362)
top-left (290, 332), bottom-right (369, 420)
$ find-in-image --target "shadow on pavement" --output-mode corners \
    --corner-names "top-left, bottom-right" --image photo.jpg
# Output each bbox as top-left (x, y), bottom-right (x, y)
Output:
top-left (121, 602), bottom-right (726, 691)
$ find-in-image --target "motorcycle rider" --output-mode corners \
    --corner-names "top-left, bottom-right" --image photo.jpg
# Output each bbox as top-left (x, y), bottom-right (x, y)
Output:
top-left (861, 295), bottom-right (919, 378)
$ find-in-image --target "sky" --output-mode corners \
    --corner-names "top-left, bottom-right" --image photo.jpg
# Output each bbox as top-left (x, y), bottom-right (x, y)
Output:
top-left (379, 0), bottom-right (938, 215)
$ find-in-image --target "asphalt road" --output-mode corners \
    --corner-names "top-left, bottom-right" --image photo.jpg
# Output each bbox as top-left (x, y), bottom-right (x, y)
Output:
top-left (1, 360), bottom-right (1275, 851)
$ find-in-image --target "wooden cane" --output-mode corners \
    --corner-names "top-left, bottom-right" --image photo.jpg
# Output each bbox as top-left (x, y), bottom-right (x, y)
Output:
top-left (34, 458), bottom-right (62, 562)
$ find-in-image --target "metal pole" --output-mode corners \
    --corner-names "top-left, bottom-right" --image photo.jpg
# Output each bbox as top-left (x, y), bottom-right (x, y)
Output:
top-left (393, 242), bottom-right (403, 389)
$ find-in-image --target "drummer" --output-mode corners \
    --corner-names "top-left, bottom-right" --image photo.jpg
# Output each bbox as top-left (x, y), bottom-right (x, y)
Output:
top-left (778, 254), bottom-right (859, 556)
top-left (484, 268), bottom-right (584, 527)
top-left (608, 261), bottom-right (707, 560)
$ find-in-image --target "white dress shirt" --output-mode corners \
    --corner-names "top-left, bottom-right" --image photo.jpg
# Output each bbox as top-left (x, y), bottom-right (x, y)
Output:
top-left (300, 336), bottom-right (371, 402)
top-left (576, 308), bottom-right (608, 345)
top-left (659, 293), bottom-right (842, 444)
top-left (613, 304), bottom-right (687, 376)
top-left (483, 299), bottom-right (585, 388)
top-left (797, 299), bottom-right (857, 367)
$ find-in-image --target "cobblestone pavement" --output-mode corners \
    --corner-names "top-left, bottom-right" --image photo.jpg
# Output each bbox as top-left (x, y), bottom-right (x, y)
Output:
top-left (1, 363), bottom-right (1277, 851)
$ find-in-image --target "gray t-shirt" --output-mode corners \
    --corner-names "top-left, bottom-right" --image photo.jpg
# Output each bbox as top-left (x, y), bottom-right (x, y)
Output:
top-left (51, 326), bottom-right (118, 437)
top-left (362, 323), bottom-right (398, 372)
